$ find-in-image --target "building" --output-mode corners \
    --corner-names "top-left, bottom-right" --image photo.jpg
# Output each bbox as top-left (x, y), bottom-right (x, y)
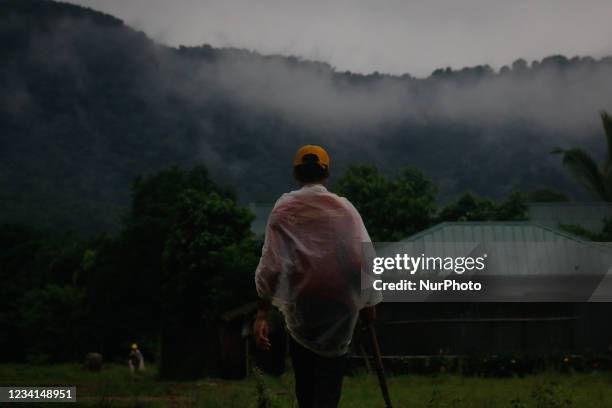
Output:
top-left (375, 222), bottom-right (612, 358)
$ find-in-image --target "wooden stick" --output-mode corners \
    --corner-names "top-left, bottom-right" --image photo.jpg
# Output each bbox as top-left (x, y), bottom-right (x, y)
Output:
top-left (366, 322), bottom-right (394, 408)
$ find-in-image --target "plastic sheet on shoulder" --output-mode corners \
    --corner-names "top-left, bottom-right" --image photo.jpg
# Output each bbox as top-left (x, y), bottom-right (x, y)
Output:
top-left (255, 184), bottom-right (381, 356)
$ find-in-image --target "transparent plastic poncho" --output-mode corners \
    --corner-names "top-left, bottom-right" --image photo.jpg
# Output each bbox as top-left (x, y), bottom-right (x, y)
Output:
top-left (255, 184), bottom-right (381, 357)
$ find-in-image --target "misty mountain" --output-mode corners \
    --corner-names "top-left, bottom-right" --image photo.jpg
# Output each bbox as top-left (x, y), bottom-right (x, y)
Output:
top-left (1, 0), bottom-right (609, 233)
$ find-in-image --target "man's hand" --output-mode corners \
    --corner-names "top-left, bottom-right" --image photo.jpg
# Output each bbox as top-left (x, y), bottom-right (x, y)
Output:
top-left (360, 306), bottom-right (376, 325)
top-left (254, 313), bottom-right (272, 351)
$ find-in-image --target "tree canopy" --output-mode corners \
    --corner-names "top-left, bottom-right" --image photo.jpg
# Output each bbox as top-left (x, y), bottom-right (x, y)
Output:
top-left (334, 165), bottom-right (437, 241)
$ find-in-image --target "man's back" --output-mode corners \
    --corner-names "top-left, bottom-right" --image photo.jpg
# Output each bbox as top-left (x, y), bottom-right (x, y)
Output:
top-left (255, 184), bottom-right (374, 356)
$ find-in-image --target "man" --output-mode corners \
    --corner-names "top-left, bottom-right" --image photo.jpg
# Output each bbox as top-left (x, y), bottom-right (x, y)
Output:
top-left (128, 343), bottom-right (145, 374)
top-left (254, 145), bottom-right (380, 408)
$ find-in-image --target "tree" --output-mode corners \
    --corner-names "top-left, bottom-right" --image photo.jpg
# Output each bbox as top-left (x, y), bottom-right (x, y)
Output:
top-left (120, 167), bottom-right (229, 339)
top-left (512, 58), bottom-right (528, 73)
top-left (560, 217), bottom-right (612, 242)
top-left (527, 188), bottom-right (569, 202)
top-left (495, 191), bottom-right (529, 221)
top-left (334, 165), bottom-right (437, 241)
top-left (0, 224), bottom-right (87, 362)
top-left (159, 189), bottom-right (257, 379)
top-left (438, 193), bottom-right (495, 221)
top-left (553, 111), bottom-right (612, 200)
top-left (83, 166), bottom-right (236, 361)
top-left (438, 192), bottom-right (528, 222)
top-left (18, 284), bottom-right (85, 362)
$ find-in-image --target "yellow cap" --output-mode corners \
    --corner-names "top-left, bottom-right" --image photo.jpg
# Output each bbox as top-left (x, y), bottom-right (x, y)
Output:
top-left (131, 343), bottom-right (138, 350)
top-left (292, 145), bottom-right (330, 169)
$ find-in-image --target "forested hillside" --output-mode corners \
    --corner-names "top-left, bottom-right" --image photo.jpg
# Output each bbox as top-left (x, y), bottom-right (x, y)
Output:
top-left (1, 0), bottom-right (609, 233)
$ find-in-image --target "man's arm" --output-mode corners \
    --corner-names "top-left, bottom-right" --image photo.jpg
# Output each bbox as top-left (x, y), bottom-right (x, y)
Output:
top-left (254, 299), bottom-right (272, 351)
top-left (253, 232), bottom-right (275, 351)
top-left (254, 210), bottom-right (284, 351)
top-left (254, 213), bottom-right (282, 299)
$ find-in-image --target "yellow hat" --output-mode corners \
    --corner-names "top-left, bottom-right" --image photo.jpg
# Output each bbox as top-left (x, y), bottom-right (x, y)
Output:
top-left (131, 343), bottom-right (138, 350)
top-left (292, 145), bottom-right (330, 169)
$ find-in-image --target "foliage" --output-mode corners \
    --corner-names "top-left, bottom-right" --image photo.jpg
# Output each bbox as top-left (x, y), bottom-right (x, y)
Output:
top-left (0, 165), bottom-right (258, 365)
top-left (335, 165), bottom-right (528, 241)
top-left (161, 188), bottom-right (256, 321)
top-left (80, 166), bottom-right (236, 361)
top-left (527, 188), bottom-right (569, 203)
top-left (553, 111), bottom-right (612, 201)
top-left (0, 224), bottom-right (86, 361)
top-left (560, 217), bottom-right (612, 242)
top-left (154, 179), bottom-right (257, 379)
top-left (334, 165), bottom-right (437, 241)
top-left (18, 284), bottom-right (86, 363)
top-left (438, 192), bottom-right (528, 222)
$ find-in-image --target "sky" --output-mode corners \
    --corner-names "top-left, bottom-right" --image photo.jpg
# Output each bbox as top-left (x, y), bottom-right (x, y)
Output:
top-left (68, 0), bottom-right (612, 77)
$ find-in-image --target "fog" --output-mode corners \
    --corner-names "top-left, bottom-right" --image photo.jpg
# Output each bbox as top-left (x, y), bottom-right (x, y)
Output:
top-left (172, 50), bottom-right (612, 138)
top-left (69, 0), bottom-right (612, 77)
top-left (4, 1), bottom-right (611, 232)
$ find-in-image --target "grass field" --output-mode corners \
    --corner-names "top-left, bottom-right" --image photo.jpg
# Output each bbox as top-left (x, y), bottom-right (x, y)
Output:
top-left (1, 363), bottom-right (612, 407)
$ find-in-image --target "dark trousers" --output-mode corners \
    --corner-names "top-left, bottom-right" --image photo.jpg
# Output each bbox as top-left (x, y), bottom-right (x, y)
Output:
top-left (289, 336), bottom-right (347, 408)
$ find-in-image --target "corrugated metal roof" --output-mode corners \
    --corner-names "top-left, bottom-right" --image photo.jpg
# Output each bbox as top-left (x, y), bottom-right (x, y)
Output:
top-left (403, 221), bottom-right (587, 243)
top-left (395, 222), bottom-right (612, 277)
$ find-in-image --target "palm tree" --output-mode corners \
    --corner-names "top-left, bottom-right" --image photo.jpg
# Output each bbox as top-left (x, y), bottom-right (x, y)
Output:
top-left (552, 111), bottom-right (612, 201)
